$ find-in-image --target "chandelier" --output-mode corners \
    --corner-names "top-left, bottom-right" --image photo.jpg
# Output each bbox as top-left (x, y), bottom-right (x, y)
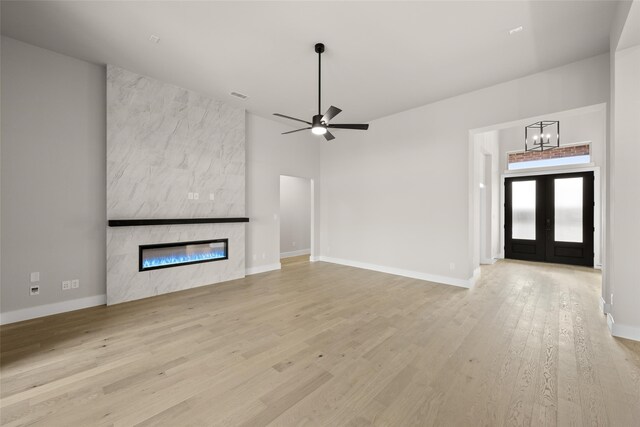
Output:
top-left (524, 121), bottom-right (560, 152)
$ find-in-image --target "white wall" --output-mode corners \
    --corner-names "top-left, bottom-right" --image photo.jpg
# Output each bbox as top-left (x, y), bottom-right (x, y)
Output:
top-left (245, 114), bottom-right (321, 274)
top-left (279, 175), bottom-right (311, 257)
top-left (1, 37), bottom-right (106, 320)
top-left (0, 37), bottom-right (323, 320)
top-left (320, 54), bottom-right (609, 286)
top-left (498, 107), bottom-right (606, 173)
top-left (602, 0), bottom-right (640, 341)
top-left (475, 130), bottom-right (499, 264)
top-left (609, 42), bottom-right (640, 340)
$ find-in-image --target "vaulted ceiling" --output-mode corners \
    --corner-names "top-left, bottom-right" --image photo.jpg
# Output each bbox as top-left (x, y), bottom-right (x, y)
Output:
top-left (1, 1), bottom-right (620, 124)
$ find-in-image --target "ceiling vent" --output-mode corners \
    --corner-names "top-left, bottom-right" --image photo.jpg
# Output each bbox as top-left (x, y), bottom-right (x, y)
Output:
top-left (230, 91), bottom-right (248, 100)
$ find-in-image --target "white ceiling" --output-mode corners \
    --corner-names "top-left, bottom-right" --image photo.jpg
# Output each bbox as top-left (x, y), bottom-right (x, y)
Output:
top-left (1, 1), bottom-right (620, 125)
top-left (618, 0), bottom-right (640, 50)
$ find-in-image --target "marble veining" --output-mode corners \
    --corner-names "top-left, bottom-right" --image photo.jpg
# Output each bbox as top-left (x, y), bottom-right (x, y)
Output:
top-left (107, 66), bottom-right (244, 218)
top-left (106, 66), bottom-right (246, 305)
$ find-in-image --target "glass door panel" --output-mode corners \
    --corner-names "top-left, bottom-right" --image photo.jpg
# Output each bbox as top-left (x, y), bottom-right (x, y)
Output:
top-left (505, 171), bottom-right (593, 267)
top-left (554, 177), bottom-right (583, 243)
top-left (511, 180), bottom-right (536, 240)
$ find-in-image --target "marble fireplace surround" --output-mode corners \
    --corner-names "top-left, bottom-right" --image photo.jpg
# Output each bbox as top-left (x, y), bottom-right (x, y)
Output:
top-left (106, 66), bottom-right (246, 305)
top-left (106, 223), bottom-right (245, 305)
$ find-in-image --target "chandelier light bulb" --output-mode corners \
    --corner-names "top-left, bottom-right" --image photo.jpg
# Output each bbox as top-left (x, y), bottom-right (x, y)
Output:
top-left (524, 121), bottom-right (559, 153)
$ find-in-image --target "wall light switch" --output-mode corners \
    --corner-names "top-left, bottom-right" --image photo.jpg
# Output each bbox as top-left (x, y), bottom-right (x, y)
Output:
top-left (209, 193), bottom-right (215, 201)
top-left (62, 281), bottom-right (71, 290)
top-left (188, 192), bottom-right (194, 200)
top-left (194, 192), bottom-right (199, 200)
top-left (30, 272), bottom-right (40, 283)
top-left (71, 279), bottom-right (79, 289)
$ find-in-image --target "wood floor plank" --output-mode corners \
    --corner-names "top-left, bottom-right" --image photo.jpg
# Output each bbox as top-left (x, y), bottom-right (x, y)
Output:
top-left (1, 259), bottom-right (638, 426)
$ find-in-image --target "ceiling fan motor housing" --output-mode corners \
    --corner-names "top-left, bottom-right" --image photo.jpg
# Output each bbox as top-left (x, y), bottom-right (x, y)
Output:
top-left (312, 114), bottom-right (326, 129)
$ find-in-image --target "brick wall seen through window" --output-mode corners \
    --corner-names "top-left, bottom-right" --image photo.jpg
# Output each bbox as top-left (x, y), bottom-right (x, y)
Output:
top-left (508, 143), bottom-right (590, 164)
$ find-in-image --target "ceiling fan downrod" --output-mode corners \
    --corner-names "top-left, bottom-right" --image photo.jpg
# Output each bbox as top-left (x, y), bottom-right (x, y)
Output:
top-left (316, 43), bottom-right (324, 117)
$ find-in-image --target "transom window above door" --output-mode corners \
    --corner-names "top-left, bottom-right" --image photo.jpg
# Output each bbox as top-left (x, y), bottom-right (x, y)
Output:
top-left (507, 143), bottom-right (591, 170)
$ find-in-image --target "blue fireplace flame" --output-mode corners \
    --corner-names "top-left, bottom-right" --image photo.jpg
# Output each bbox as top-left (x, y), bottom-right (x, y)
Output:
top-left (142, 249), bottom-right (227, 269)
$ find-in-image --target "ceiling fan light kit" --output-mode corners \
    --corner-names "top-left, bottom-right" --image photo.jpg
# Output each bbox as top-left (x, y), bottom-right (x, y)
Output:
top-left (273, 43), bottom-right (369, 141)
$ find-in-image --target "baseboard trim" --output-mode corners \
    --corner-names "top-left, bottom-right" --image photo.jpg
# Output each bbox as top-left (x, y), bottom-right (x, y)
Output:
top-left (480, 258), bottom-right (497, 265)
top-left (612, 323), bottom-right (640, 342)
top-left (607, 312), bottom-right (615, 333)
top-left (245, 263), bottom-right (281, 276)
top-left (309, 256), bottom-right (320, 262)
top-left (607, 313), bottom-right (640, 342)
top-left (470, 267), bottom-right (481, 287)
top-left (599, 296), bottom-right (611, 314)
top-left (280, 249), bottom-right (310, 259)
top-left (318, 256), bottom-right (473, 289)
top-left (0, 294), bottom-right (107, 325)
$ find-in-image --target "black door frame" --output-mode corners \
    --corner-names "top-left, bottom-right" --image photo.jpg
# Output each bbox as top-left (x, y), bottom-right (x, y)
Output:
top-left (505, 171), bottom-right (595, 267)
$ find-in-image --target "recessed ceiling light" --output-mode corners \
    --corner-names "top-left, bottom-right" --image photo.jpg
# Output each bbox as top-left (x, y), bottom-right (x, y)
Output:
top-left (230, 91), bottom-right (248, 100)
top-left (149, 35), bottom-right (160, 43)
top-left (509, 26), bottom-right (524, 35)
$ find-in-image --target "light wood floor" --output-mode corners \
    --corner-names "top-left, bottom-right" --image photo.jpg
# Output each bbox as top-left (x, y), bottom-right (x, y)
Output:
top-left (1, 260), bottom-right (639, 426)
top-left (281, 255), bottom-right (311, 268)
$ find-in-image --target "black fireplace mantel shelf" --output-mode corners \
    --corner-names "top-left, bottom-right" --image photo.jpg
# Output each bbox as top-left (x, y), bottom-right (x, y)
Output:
top-left (108, 217), bottom-right (249, 227)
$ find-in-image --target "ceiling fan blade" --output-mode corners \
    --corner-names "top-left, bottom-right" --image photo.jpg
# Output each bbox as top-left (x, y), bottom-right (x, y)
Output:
top-left (323, 131), bottom-right (336, 141)
top-left (328, 124), bottom-right (369, 130)
top-left (322, 106), bottom-right (342, 123)
top-left (282, 127), bottom-right (311, 135)
top-left (273, 113), bottom-right (311, 125)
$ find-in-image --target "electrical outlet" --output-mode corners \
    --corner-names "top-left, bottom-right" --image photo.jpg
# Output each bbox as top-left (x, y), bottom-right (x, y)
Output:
top-left (449, 262), bottom-right (455, 271)
top-left (71, 279), bottom-right (79, 289)
top-left (30, 272), bottom-right (40, 283)
top-left (62, 280), bottom-right (71, 290)
top-left (292, 241), bottom-right (296, 247)
top-left (194, 192), bottom-right (199, 200)
top-left (611, 293), bottom-right (614, 305)
top-left (188, 192), bottom-right (194, 200)
top-left (209, 193), bottom-right (215, 201)
top-left (30, 285), bottom-right (40, 296)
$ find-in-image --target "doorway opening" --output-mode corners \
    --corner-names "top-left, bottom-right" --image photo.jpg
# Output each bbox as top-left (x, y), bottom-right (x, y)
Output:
top-left (468, 103), bottom-right (605, 299)
top-left (279, 175), bottom-right (312, 267)
top-left (505, 171), bottom-right (594, 266)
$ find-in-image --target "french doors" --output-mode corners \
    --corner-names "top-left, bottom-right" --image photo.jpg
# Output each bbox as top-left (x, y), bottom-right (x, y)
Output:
top-left (505, 172), bottom-right (594, 267)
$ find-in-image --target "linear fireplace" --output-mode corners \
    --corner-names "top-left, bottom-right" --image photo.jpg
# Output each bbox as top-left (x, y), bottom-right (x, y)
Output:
top-left (139, 239), bottom-right (228, 271)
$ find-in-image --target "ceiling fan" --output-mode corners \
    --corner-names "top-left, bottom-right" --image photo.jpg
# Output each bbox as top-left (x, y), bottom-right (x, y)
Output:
top-left (273, 43), bottom-right (369, 141)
